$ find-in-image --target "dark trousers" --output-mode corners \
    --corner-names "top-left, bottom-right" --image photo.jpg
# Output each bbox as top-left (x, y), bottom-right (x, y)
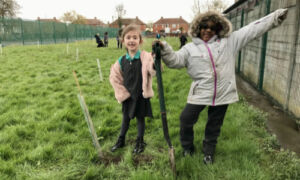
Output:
top-left (180, 42), bottom-right (185, 48)
top-left (117, 40), bottom-right (122, 48)
top-left (180, 103), bottom-right (228, 155)
top-left (119, 114), bottom-right (145, 140)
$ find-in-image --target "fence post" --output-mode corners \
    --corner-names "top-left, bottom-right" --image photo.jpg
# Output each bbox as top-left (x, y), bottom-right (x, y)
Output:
top-left (38, 19), bottom-right (43, 44)
top-left (237, 9), bottom-right (244, 74)
top-left (65, 23), bottom-right (69, 43)
top-left (52, 22), bottom-right (56, 44)
top-left (0, 17), bottom-right (2, 45)
top-left (284, 1), bottom-right (300, 110)
top-left (20, 18), bottom-right (25, 45)
top-left (75, 24), bottom-right (78, 40)
top-left (90, 26), bottom-right (93, 40)
top-left (258, 0), bottom-right (271, 91)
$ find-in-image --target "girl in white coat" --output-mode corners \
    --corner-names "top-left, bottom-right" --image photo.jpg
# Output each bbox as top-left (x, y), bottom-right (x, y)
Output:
top-left (155, 8), bottom-right (288, 164)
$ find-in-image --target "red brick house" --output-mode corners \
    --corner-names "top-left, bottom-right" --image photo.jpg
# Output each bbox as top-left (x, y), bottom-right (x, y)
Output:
top-left (153, 16), bottom-right (189, 34)
top-left (109, 17), bottom-right (146, 31)
top-left (85, 17), bottom-right (107, 27)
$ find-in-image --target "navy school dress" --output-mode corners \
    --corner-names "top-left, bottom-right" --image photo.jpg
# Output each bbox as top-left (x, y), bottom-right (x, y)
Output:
top-left (119, 50), bottom-right (153, 119)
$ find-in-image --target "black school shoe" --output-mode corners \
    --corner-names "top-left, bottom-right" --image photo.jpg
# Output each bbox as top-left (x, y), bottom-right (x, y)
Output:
top-left (132, 137), bottom-right (147, 154)
top-left (203, 154), bottom-right (214, 165)
top-left (111, 137), bottom-right (125, 152)
top-left (182, 146), bottom-right (195, 157)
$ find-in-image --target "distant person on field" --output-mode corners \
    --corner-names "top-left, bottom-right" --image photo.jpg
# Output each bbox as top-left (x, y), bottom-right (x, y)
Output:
top-left (109, 24), bottom-right (156, 154)
top-left (94, 33), bottom-right (104, 47)
top-left (156, 33), bottom-right (161, 39)
top-left (179, 31), bottom-right (188, 48)
top-left (104, 32), bottom-right (109, 47)
top-left (153, 9), bottom-right (288, 164)
top-left (116, 28), bottom-right (123, 49)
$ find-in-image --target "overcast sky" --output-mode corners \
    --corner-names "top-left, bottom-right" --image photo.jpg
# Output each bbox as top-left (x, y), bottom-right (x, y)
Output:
top-left (16, 0), bottom-right (234, 23)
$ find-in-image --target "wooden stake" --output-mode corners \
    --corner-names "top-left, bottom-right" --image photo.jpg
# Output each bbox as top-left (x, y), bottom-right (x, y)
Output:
top-left (73, 70), bottom-right (104, 159)
top-left (76, 48), bottom-right (79, 61)
top-left (97, 59), bottom-right (103, 82)
top-left (66, 44), bottom-right (69, 54)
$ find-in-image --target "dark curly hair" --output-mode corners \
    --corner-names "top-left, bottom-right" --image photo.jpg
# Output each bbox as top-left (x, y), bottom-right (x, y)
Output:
top-left (189, 11), bottom-right (232, 38)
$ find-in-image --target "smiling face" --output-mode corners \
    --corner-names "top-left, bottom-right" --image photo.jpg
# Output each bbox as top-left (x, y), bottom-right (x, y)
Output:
top-left (199, 21), bottom-right (217, 42)
top-left (123, 30), bottom-right (142, 53)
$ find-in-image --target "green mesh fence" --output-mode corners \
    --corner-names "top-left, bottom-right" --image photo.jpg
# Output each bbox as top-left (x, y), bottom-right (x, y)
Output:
top-left (0, 17), bottom-right (118, 46)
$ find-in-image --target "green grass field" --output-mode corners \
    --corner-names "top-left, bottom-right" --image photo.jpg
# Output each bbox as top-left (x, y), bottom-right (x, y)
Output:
top-left (0, 38), bottom-right (299, 180)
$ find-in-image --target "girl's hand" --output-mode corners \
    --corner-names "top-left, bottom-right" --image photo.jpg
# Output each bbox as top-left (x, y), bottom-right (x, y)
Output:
top-left (278, 9), bottom-right (288, 23)
top-left (152, 40), bottom-right (164, 50)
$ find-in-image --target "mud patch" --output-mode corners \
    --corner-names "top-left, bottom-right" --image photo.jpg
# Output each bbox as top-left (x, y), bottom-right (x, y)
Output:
top-left (127, 138), bottom-right (136, 145)
top-left (92, 152), bottom-right (122, 166)
top-left (157, 147), bottom-right (164, 153)
top-left (132, 154), bottom-right (154, 167)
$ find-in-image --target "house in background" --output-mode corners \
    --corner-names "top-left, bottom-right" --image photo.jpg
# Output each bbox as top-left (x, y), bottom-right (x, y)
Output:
top-left (84, 17), bottom-right (107, 27)
top-left (37, 17), bottom-right (61, 23)
top-left (153, 16), bottom-right (189, 34)
top-left (109, 16), bottom-right (146, 31)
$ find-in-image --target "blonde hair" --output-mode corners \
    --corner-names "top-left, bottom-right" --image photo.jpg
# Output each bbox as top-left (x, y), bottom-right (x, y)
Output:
top-left (121, 24), bottom-right (142, 43)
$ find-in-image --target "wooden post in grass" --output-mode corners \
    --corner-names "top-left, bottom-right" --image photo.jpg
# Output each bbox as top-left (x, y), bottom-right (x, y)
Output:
top-left (37, 41), bottom-right (40, 48)
top-left (76, 48), bottom-right (79, 61)
top-left (96, 59), bottom-right (103, 82)
top-left (66, 44), bottom-right (69, 54)
top-left (73, 70), bottom-right (104, 159)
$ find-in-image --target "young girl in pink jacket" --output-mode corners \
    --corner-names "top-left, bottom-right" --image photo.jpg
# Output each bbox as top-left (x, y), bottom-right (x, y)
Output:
top-left (109, 24), bottom-right (156, 154)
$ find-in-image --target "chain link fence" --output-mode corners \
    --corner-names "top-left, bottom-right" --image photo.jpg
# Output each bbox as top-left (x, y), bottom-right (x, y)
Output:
top-left (0, 18), bottom-right (118, 46)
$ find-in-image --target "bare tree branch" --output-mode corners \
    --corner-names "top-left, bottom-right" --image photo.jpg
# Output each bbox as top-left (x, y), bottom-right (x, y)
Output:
top-left (115, 3), bottom-right (126, 28)
top-left (0, 0), bottom-right (20, 18)
top-left (191, 0), bottom-right (229, 16)
top-left (60, 10), bottom-right (87, 24)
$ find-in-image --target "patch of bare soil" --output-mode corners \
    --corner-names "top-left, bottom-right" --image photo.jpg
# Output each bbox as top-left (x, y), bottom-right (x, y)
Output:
top-left (92, 152), bottom-right (122, 166)
top-left (132, 154), bottom-right (154, 167)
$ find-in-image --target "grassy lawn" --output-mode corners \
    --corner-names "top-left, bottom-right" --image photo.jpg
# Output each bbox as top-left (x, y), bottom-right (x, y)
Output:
top-left (0, 37), bottom-right (299, 180)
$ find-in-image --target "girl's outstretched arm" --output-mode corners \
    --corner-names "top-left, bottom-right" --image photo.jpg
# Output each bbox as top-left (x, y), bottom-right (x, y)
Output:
top-left (153, 40), bottom-right (189, 69)
top-left (228, 8), bottom-right (288, 54)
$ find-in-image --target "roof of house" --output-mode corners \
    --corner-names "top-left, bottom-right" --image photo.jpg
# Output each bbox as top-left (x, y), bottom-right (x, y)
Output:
top-left (110, 17), bottom-right (146, 26)
top-left (85, 17), bottom-right (106, 26)
top-left (153, 16), bottom-right (189, 24)
top-left (38, 17), bottom-right (61, 22)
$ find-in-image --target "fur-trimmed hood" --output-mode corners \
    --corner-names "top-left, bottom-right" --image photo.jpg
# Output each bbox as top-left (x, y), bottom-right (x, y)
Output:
top-left (189, 11), bottom-right (232, 38)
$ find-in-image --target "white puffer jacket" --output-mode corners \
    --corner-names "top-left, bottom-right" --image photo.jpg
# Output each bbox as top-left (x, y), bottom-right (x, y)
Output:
top-left (161, 9), bottom-right (288, 106)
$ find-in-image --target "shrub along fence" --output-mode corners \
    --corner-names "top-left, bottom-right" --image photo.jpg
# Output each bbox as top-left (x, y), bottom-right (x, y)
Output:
top-left (0, 18), bottom-right (118, 46)
top-left (224, 0), bottom-right (300, 123)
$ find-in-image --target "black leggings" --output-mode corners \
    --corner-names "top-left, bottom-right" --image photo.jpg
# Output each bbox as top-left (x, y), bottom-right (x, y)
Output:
top-left (180, 103), bottom-right (228, 155)
top-left (119, 114), bottom-right (145, 139)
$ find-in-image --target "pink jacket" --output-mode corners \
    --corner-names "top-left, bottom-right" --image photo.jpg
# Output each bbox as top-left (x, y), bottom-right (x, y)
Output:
top-left (109, 50), bottom-right (156, 103)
